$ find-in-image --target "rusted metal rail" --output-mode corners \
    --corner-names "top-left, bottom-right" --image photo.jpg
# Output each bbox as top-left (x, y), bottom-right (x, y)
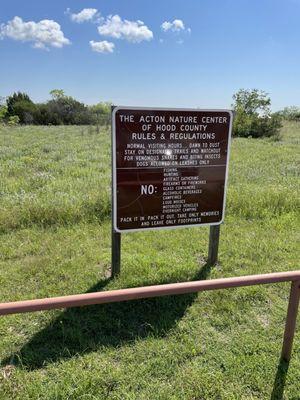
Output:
top-left (1, 270), bottom-right (299, 362)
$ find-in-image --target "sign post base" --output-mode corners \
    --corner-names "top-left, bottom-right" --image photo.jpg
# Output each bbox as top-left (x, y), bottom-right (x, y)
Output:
top-left (207, 225), bottom-right (220, 265)
top-left (111, 229), bottom-right (121, 278)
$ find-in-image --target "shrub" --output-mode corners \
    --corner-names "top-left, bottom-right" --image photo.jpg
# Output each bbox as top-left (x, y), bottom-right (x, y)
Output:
top-left (45, 90), bottom-right (97, 125)
top-left (232, 89), bottom-right (282, 138)
top-left (2, 89), bottom-right (112, 126)
top-left (0, 105), bottom-right (7, 122)
top-left (88, 102), bottom-right (112, 126)
top-left (276, 106), bottom-right (300, 122)
top-left (7, 115), bottom-right (20, 125)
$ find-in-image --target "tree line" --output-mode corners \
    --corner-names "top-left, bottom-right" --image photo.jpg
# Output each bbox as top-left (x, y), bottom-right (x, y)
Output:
top-left (0, 89), bottom-right (111, 126)
top-left (0, 88), bottom-right (299, 138)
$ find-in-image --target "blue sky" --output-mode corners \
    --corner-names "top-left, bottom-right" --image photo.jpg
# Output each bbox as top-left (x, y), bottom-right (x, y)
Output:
top-left (1, 0), bottom-right (299, 110)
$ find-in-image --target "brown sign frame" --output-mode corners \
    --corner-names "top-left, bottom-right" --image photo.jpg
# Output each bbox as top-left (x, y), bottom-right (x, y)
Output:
top-left (112, 106), bottom-right (233, 233)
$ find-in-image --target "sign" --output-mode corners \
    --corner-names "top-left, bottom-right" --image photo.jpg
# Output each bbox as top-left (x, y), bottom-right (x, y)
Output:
top-left (112, 107), bottom-right (232, 232)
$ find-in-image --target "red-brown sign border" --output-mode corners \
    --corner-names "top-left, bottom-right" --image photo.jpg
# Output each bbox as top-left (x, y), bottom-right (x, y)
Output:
top-left (112, 106), bottom-right (233, 233)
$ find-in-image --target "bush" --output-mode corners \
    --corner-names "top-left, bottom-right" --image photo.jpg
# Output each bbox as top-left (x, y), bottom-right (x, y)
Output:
top-left (37, 90), bottom-right (110, 125)
top-left (0, 105), bottom-right (7, 122)
top-left (276, 106), bottom-right (300, 122)
top-left (88, 102), bottom-right (111, 126)
top-left (2, 89), bottom-right (112, 126)
top-left (232, 89), bottom-right (282, 138)
top-left (7, 115), bottom-right (20, 125)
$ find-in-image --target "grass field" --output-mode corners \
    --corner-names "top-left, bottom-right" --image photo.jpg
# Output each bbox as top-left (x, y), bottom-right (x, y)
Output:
top-left (0, 122), bottom-right (299, 399)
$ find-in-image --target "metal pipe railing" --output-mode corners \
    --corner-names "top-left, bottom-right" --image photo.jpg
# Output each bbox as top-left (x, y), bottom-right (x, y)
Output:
top-left (1, 270), bottom-right (300, 362)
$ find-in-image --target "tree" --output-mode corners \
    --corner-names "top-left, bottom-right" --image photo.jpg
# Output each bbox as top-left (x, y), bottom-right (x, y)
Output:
top-left (34, 103), bottom-right (53, 125)
top-left (46, 95), bottom-right (90, 125)
top-left (232, 89), bottom-right (282, 138)
top-left (49, 89), bottom-right (66, 100)
top-left (6, 92), bottom-right (36, 124)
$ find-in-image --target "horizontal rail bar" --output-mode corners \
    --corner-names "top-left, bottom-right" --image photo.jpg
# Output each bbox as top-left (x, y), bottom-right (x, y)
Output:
top-left (1, 270), bottom-right (300, 316)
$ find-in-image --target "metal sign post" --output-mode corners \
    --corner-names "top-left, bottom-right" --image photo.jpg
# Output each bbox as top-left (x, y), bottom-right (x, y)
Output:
top-left (281, 279), bottom-right (300, 361)
top-left (208, 225), bottom-right (221, 265)
top-left (111, 228), bottom-right (121, 278)
top-left (111, 106), bottom-right (121, 277)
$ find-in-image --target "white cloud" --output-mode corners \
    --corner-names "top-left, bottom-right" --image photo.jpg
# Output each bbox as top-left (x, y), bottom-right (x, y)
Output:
top-left (161, 21), bottom-right (172, 32)
top-left (0, 16), bottom-right (70, 49)
top-left (90, 40), bottom-right (114, 53)
top-left (161, 19), bottom-right (186, 32)
top-left (173, 19), bottom-right (185, 30)
top-left (69, 8), bottom-right (99, 23)
top-left (98, 15), bottom-right (153, 43)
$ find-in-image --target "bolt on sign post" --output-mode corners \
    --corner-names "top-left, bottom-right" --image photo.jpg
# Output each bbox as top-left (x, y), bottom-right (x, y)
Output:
top-left (111, 107), bottom-right (233, 277)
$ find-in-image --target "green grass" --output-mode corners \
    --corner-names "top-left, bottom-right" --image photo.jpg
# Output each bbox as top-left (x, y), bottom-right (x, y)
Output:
top-left (0, 122), bottom-right (299, 399)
